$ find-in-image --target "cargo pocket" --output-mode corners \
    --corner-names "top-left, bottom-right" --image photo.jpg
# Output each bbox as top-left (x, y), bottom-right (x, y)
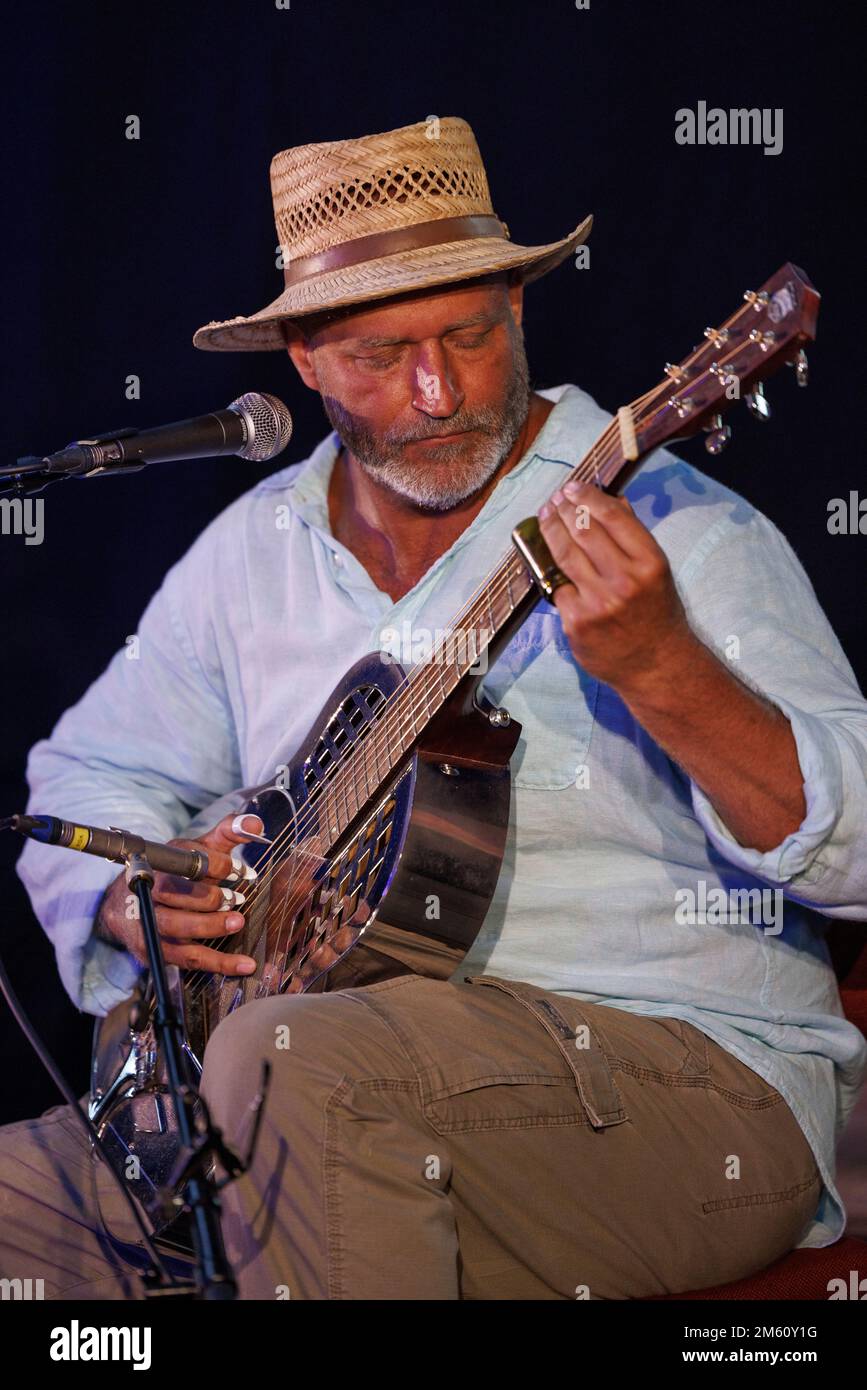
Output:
top-left (442, 975), bottom-right (629, 1133)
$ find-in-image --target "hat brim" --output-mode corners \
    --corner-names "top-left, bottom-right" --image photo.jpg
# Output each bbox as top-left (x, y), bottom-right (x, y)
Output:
top-left (192, 215), bottom-right (592, 351)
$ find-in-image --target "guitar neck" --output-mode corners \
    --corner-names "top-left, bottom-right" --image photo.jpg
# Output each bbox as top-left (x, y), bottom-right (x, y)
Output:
top-left (315, 260), bottom-right (820, 840)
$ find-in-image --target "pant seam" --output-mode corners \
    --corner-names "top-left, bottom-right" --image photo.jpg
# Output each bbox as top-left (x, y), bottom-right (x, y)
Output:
top-left (321, 1074), bottom-right (437, 1299)
top-left (702, 1172), bottom-right (821, 1214)
top-left (322, 1076), bottom-right (353, 1301)
top-left (610, 1060), bottom-right (785, 1108)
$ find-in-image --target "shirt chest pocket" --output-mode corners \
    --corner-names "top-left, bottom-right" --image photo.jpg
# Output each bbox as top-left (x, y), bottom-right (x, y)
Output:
top-left (480, 601), bottom-right (598, 790)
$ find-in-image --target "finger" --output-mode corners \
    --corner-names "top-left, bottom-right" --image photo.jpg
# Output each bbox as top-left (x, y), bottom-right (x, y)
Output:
top-left (552, 489), bottom-right (634, 580)
top-left (152, 875), bottom-right (248, 913)
top-left (166, 837), bottom-right (238, 885)
top-left (538, 500), bottom-right (599, 587)
top-left (160, 939), bottom-right (258, 976)
top-left (562, 480), bottom-right (648, 560)
top-left (551, 581), bottom-right (585, 633)
top-left (202, 812), bottom-right (269, 856)
top-left (155, 905), bottom-right (248, 941)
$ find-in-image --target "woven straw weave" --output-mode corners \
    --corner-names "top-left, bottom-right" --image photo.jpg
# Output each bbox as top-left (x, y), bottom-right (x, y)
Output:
top-left (272, 118), bottom-right (493, 258)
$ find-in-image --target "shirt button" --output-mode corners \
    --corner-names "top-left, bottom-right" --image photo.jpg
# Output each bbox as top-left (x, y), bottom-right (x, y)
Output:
top-left (333, 552), bottom-right (344, 568)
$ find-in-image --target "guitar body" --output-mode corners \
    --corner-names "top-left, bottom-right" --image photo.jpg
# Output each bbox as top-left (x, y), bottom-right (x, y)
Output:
top-left (90, 651), bottom-right (521, 1239)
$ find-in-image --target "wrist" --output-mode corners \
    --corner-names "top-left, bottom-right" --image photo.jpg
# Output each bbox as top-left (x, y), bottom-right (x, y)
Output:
top-left (93, 890), bottom-right (117, 946)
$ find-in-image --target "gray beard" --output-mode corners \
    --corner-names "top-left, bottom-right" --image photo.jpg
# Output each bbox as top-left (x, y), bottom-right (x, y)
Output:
top-left (320, 336), bottom-right (531, 512)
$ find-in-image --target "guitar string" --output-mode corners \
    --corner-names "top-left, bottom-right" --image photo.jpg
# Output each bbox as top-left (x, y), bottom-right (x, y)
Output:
top-left (182, 390), bottom-right (678, 1003)
top-left (222, 313), bottom-right (755, 923)
top-left (244, 299), bottom-right (788, 990)
top-left (197, 287), bottom-right (774, 942)
top-left (182, 311), bottom-right (779, 1000)
top-left (182, 325), bottom-right (762, 1003)
top-left (181, 421), bottom-right (628, 1003)
top-left (182, 315), bottom-right (772, 1005)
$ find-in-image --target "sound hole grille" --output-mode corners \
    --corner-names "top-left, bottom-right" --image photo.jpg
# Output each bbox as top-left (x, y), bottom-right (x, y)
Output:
top-left (303, 684), bottom-right (387, 796)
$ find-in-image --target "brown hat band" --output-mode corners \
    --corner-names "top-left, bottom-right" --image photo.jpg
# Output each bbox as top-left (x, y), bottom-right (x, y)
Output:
top-left (281, 214), bottom-right (507, 288)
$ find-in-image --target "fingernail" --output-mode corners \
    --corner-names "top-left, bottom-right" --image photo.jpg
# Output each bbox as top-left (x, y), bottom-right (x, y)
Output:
top-left (238, 959), bottom-right (257, 974)
top-left (563, 480), bottom-right (582, 498)
top-left (551, 489), bottom-right (565, 505)
top-left (226, 915), bottom-right (245, 931)
top-left (231, 813), bottom-right (270, 842)
top-left (538, 501), bottom-right (552, 520)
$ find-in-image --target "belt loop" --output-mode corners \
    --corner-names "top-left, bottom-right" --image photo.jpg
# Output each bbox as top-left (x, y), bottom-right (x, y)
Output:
top-left (466, 975), bottom-right (627, 1129)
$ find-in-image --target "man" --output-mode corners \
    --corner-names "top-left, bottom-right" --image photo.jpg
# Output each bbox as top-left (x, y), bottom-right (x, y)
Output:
top-left (2, 117), bottom-right (865, 1300)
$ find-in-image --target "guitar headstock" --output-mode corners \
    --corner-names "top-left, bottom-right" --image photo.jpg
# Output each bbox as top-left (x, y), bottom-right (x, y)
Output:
top-left (632, 263), bottom-right (819, 459)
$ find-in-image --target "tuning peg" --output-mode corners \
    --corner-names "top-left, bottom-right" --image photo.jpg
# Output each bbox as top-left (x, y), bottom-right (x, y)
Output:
top-left (792, 348), bottom-right (809, 386)
top-left (745, 381), bottom-right (771, 421)
top-left (743, 290), bottom-right (770, 311)
top-left (703, 414), bottom-right (731, 455)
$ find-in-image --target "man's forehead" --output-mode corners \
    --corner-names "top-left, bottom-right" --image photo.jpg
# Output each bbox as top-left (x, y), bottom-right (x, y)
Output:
top-left (304, 278), bottom-right (512, 347)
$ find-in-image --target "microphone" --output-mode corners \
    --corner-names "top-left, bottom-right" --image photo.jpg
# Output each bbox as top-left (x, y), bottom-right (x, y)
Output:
top-left (13, 392), bottom-right (293, 479)
top-left (2, 813), bottom-right (211, 881)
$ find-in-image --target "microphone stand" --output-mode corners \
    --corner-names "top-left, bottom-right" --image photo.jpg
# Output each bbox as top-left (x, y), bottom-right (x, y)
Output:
top-left (124, 850), bottom-right (239, 1301)
top-left (1, 427), bottom-right (146, 493)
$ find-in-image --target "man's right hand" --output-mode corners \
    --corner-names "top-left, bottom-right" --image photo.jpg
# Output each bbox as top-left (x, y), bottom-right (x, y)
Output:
top-left (94, 812), bottom-right (266, 977)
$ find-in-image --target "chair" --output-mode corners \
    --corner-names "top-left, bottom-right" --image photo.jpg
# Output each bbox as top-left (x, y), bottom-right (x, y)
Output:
top-left (649, 919), bottom-right (867, 1300)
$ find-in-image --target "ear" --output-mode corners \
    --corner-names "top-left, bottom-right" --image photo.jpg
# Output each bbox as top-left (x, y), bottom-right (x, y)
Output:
top-left (506, 276), bottom-right (525, 328)
top-left (283, 321), bottom-right (321, 391)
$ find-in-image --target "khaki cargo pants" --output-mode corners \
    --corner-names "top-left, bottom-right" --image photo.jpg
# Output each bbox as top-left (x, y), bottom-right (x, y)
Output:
top-left (0, 969), bottom-right (822, 1300)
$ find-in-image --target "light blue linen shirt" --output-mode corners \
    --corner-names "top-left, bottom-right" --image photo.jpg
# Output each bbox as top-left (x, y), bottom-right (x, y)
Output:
top-left (17, 383), bottom-right (867, 1250)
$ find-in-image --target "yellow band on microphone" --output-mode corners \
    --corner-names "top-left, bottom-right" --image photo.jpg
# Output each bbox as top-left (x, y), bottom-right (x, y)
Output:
top-left (69, 825), bottom-right (91, 851)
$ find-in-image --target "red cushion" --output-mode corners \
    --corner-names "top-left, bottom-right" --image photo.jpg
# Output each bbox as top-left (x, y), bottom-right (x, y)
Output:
top-left (841, 988), bottom-right (867, 1040)
top-left (648, 1237), bottom-right (867, 1300)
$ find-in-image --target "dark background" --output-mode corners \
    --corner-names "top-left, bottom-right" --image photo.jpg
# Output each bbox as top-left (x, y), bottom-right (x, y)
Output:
top-left (0, 0), bottom-right (863, 1122)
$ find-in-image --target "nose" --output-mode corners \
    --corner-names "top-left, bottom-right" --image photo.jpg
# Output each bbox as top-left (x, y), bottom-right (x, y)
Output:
top-left (410, 343), bottom-right (463, 418)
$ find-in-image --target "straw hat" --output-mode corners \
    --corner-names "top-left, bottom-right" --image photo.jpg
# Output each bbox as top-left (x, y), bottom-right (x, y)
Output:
top-left (193, 117), bottom-right (592, 351)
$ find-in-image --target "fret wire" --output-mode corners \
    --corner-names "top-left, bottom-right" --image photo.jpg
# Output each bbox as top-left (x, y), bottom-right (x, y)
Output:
top-left (339, 727), bottom-right (353, 831)
top-left (369, 723), bottom-right (383, 797)
top-left (352, 745), bottom-right (366, 817)
top-left (422, 666), bottom-right (434, 719)
top-left (383, 700), bottom-right (395, 769)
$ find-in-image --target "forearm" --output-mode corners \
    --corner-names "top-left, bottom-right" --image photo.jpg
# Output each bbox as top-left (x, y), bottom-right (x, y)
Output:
top-left (616, 627), bottom-right (807, 853)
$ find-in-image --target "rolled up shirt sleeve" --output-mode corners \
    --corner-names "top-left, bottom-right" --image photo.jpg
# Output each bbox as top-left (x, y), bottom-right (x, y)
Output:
top-left (680, 510), bottom-right (867, 918)
top-left (16, 515), bottom-right (243, 1015)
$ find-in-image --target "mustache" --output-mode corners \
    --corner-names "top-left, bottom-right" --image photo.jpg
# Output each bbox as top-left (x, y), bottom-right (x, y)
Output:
top-left (384, 414), bottom-right (495, 446)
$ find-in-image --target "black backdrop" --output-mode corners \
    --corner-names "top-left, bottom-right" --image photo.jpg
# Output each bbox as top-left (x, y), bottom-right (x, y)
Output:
top-left (0, 0), bottom-right (863, 1122)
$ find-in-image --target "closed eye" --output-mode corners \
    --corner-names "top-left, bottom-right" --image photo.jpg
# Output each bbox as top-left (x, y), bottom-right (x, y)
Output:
top-left (357, 352), bottom-right (402, 370)
top-left (448, 330), bottom-right (492, 349)
top-left (355, 325), bottom-right (493, 367)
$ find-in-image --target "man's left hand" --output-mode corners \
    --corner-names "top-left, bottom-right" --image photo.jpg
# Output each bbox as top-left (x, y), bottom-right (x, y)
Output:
top-left (537, 479), bottom-right (693, 691)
